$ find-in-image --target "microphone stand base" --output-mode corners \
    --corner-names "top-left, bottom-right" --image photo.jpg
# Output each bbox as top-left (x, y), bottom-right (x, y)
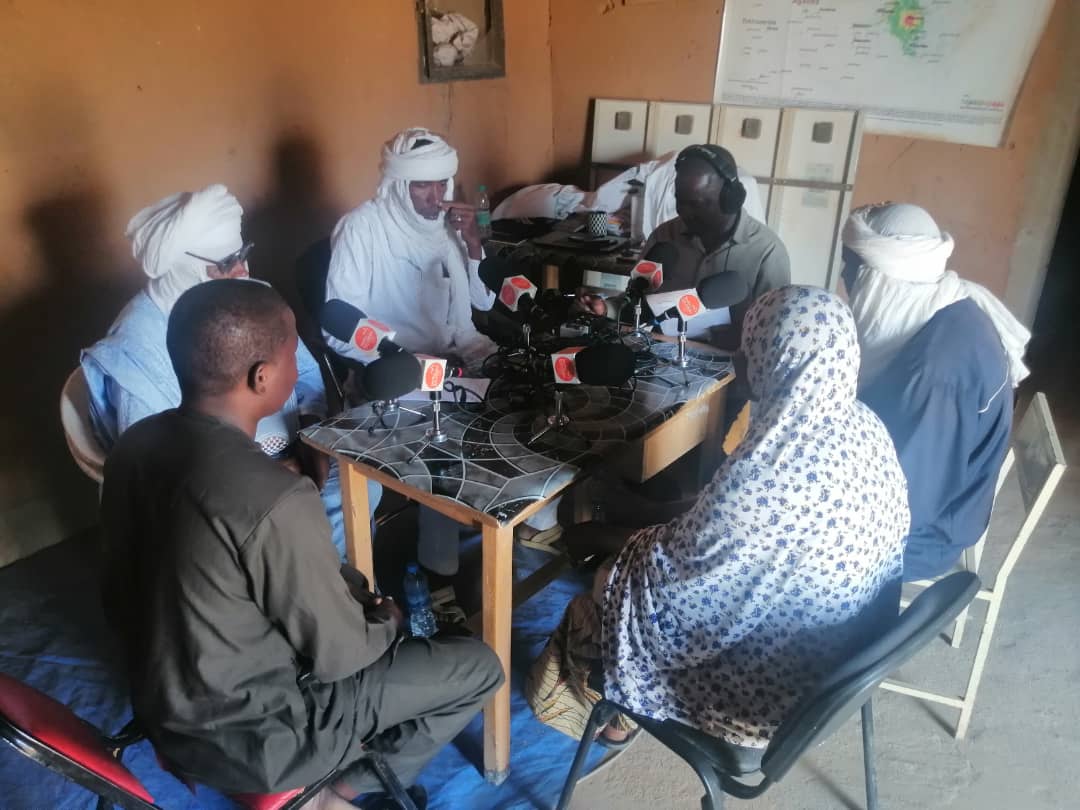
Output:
top-left (408, 430), bottom-right (450, 462)
top-left (368, 400), bottom-right (424, 434)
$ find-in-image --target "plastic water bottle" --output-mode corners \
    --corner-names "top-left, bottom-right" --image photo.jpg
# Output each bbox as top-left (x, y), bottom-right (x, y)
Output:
top-left (475, 184), bottom-right (493, 240)
top-left (403, 562), bottom-right (437, 638)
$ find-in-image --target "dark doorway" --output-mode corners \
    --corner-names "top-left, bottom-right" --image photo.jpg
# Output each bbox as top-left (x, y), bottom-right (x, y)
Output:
top-left (1022, 148), bottom-right (1079, 452)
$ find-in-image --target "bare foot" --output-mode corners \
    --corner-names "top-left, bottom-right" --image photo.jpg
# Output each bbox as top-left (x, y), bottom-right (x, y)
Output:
top-left (302, 786), bottom-right (357, 810)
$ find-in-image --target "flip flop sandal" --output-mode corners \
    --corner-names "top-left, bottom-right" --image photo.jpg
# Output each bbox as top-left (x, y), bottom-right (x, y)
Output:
top-left (516, 525), bottom-right (567, 555)
top-left (594, 726), bottom-right (641, 751)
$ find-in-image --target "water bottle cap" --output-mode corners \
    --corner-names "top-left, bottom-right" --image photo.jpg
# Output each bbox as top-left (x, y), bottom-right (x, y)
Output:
top-left (406, 562), bottom-right (419, 574)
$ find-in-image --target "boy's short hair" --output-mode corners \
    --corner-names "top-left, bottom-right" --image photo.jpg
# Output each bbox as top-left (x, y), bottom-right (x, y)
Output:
top-left (167, 279), bottom-right (291, 398)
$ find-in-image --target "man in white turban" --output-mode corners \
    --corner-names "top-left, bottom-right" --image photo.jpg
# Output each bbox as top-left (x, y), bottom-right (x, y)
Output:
top-left (324, 127), bottom-right (496, 369)
top-left (324, 128), bottom-right (507, 588)
top-left (841, 202), bottom-right (1023, 580)
top-left (81, 184), bottom-right (379, 558)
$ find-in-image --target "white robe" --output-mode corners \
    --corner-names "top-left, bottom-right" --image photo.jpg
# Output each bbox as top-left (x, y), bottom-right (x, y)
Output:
top-left (325, 202), bottom-right (495, 367)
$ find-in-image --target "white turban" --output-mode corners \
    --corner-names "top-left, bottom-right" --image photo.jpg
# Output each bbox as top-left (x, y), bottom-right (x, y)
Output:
top-left (379, 128), bottom-right (459, 184)
top-left (126, 183), bottom-right (243, 313)
top-left (843, 203), bottom-right (1030, 388)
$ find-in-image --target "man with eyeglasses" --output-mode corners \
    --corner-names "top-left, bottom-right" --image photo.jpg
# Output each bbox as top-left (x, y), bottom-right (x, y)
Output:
top-left (82, 184), bottom-right (380, 559)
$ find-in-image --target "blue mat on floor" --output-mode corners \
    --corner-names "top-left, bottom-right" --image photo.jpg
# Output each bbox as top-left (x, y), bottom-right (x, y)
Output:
top-left (0, 534), bottom-right (606, 809)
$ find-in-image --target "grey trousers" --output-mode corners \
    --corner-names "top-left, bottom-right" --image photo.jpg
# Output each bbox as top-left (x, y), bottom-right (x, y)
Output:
top-left (338, 635), bottom-right (505, 795)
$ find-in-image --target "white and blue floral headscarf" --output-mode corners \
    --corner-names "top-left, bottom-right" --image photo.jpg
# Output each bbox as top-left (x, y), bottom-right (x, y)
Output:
top-left (602, 285), bottom-right (910, 746)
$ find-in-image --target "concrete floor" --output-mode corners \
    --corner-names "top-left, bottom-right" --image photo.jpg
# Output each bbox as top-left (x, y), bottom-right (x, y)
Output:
top-left (568, 380), bottom-right (1080, 810)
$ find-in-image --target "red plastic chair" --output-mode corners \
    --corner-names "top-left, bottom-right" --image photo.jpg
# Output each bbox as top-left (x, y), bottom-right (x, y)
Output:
top-left (0, 671), bottom-right (159, 809)
top-left (0, 671), bottom-right (417, 810)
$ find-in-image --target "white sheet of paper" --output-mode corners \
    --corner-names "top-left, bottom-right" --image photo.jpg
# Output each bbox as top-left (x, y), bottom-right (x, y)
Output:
top-left (658, 306), bottom-right (731, 338)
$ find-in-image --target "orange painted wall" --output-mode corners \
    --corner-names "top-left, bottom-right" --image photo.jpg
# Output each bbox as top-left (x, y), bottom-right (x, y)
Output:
top-left (549, 0), bottom-right (1071, 296)
top-left (0, 0), bottom-right (553, 562)
top-left (550, 0), bottom-right (723, 177)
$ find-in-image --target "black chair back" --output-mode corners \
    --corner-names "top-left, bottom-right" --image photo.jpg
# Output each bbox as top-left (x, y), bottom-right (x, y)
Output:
top-left (293, 237), bottom-right (349, 408)
top-left (295, 237), bottom-right (332, 330)
top-left (761, 572), bottom-right (980, 782)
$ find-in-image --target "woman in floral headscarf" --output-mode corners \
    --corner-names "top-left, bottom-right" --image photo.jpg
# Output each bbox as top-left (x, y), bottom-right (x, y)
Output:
top-left (528, 286), bottom-right (909, 748)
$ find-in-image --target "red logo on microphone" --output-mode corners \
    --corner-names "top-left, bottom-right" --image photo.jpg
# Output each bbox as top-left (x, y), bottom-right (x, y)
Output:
top-left (500, 285), bottom-right (517, 307)
top-left (424, 362), bottom-right (445, 389)
top-left (678, 294), bottom-right (701, 318)
top-left (511, 277), bottom-right (532, 289)
top-left (354, 326), bottom-right (378, 352)
top-left (554, 357), bottom-right (577, 382)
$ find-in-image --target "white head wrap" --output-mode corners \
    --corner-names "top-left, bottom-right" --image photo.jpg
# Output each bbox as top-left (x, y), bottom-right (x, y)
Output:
top-left (126, 184), bottom-right (243, 313)
top-left (371, 128), bottom-right (480, 356)
top-left (842, 203), bottom-right (1030, 388)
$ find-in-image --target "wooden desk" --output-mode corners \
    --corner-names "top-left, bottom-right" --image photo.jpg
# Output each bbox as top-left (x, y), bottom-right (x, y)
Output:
top-left (301, 342), bottom-right (732, 783)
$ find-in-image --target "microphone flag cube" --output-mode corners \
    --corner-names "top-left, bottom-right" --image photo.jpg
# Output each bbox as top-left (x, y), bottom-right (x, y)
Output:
top-left (550, 346), bottom-right (586, 385)
top-left (629, 259), bottom-right (664, 291)
top-left (499, 275), bottom-right (538, 311)
top-left (415, 354), bottom-right (448, 392)
top-left (645, 288), bottom-right (705, 321)
top-left (350, 318), bottom-right (396, 361)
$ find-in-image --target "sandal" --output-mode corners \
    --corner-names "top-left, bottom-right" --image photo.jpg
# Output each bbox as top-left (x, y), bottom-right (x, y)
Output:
top-left (516, 525), bottom-right (566, 555)
top-left (594, 725), bottom-right (640, 751)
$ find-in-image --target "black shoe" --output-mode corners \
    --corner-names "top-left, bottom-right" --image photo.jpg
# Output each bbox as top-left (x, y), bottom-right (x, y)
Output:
top-left (358, 784), bottom-right (428, 810)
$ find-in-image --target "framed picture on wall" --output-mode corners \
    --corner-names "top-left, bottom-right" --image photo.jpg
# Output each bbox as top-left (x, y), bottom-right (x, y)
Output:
top-left (416, 0), bottom-right (505, 82)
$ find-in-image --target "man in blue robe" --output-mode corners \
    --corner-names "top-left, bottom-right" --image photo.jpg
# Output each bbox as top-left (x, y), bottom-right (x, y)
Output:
top-left (82, 184), bottom-right (379, 557)
top-left (842, 203), bottom-right (1028, 580)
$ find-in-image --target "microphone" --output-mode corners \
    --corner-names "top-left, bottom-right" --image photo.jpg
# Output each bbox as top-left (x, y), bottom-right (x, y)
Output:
top-left (697, 271), bottom-right (749, 310)
top-left (478, 255), bottom-right (513, 294)
top-left (360, 350), bottom-right (422, 403)
top-left (414, 354), bottom-right (466, 392)
top-left (627, 242), bottom-right (679, 300)
top-left (645, 288), bottom-right (707, 325)
top-left (550, 343), bottom-right (636, 387)
top-left (644, 272), bottom-right (749, 368)
top-left (645, 272), bottom-right (749, 325)
top-left (322, 299), bottom-right (401, 362)
top-left (498, 275), bottom-right (538, 315)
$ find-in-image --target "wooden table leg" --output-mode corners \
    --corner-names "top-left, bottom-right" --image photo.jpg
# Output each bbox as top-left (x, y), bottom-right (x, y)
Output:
top-left (481, 522), bottom-right (514, 784)
top-left (338, 461), bottom-right (375, 587)
top-left (542, 263), bottom-right (560, 291)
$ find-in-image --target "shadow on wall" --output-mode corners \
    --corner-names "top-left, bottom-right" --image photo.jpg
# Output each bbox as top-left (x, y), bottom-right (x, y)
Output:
top-left (0, 189), bottom-right (138, 556)
top-left (246, 132), bottom-right (339, 312)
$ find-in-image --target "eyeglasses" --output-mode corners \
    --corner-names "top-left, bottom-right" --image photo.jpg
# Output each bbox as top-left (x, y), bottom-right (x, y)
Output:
top-left (186, 241), bottom-right (255, 272)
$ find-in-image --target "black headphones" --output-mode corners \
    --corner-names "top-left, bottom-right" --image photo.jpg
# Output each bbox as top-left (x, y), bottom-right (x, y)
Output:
top-left (676, 144), bottom-right (747, 215)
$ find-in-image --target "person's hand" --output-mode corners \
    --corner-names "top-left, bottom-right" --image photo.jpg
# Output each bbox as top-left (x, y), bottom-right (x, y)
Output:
top-left (295, 441), bottom-right (331, 491)
top-left (574, 288), bottom-right (608, 317)
top-left (441, 201), bottom-right (482, 258)
top-left (365, 595), bottom-right (404, 628)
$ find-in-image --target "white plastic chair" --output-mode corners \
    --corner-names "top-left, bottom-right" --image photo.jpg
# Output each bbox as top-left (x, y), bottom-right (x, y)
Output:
top-left (60, 367), bottom-right (107, 484)
top-left (881, 392), bottom-right (1067, 738)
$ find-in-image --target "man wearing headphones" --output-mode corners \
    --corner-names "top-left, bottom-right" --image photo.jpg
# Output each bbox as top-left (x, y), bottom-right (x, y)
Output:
top-left (582, 144), bottom-right (790, 351)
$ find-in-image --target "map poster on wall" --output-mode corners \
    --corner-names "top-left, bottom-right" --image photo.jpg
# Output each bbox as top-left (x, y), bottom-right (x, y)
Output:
top-left (714, 0), bottom-right (1053, 147)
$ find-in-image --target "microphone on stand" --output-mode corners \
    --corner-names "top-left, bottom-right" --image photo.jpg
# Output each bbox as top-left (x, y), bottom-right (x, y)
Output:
top-left (498, 275), bottom-right (540, 348)
top-left (321, 298), bottom-right (426, 427)
top-left (322, 299), bottom-right (404, 362)
top-left (408, 354), bottom-right (464, 459)
top-left (625, 242), bottom-right (679, 336)
top-left (645, 271), bottom-right (749, 367)
top-left (551, 343), bottom-right (637, 387)
top-left (359, 350), bottom-right (423, 403)
top-left (531, 343), bottom-right (636, 443)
